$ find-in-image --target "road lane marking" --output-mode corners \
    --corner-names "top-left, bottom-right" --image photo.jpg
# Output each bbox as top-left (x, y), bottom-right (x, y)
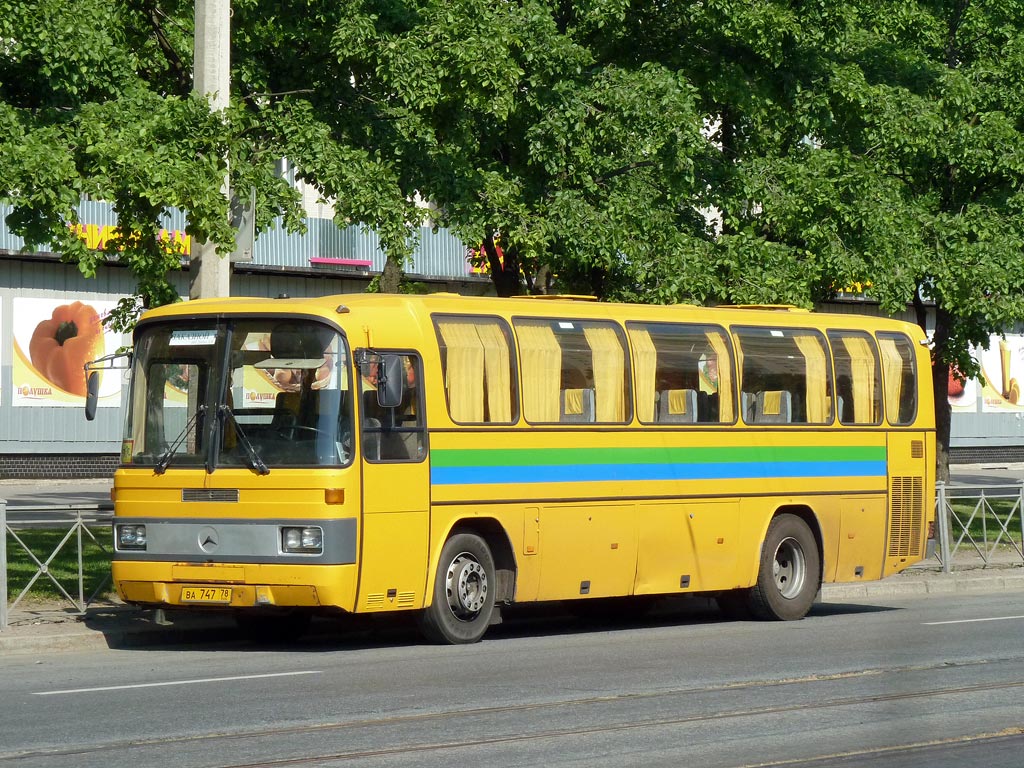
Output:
top-left (33, 670), bottom-right (320, 696)
top-left (924, 614), bottom-right (1024, 626)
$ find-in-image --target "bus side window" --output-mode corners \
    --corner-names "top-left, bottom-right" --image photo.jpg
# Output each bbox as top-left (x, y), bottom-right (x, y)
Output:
top-left (515, 318), bottom-right (630, 424)
top-left (877, 333), bottom-right (917, 425)
top-left (433, 315), bottom-right (517, 424)
top-left (828, 330), bottom-right (882, 425)
top-left (735, 327), bottom-right (832, 425)
top-left (626, 322), bottom-right (736, 424)
top-left (360, 353), bottom-right (426, 462)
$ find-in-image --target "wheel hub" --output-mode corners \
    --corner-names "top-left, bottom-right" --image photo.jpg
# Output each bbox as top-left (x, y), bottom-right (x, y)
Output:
top-left (446, 553), bottom-right (488, 619)
top-left (772, 536), bottom-right (806, 599)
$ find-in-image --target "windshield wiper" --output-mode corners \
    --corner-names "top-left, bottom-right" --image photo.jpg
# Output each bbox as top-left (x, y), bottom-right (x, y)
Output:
top-left (218, 404), bottom-right (270, 475)
top-left (154, 405), bottom-right (206, 475)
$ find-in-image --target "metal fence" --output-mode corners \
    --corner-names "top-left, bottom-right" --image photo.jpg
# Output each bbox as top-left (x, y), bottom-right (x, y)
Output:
top-left (933, 481), bottom-right (1024, 573)
top-left (1, 498), bottom-right (112, 631)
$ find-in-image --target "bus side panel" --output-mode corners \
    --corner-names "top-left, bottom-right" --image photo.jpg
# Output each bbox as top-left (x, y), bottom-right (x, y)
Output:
top-left (837, 495), bottom-right (888, 582)
top-left (633, 502), bottom-right (697, 595)
top-left (534, 503), bottom-right (637, 600)
top-left (356, 511), bottom-right (429, 612)
top-left (684, 500), bottom-right (740, 592)
top-left (734, 496), bottom-right (840, 590)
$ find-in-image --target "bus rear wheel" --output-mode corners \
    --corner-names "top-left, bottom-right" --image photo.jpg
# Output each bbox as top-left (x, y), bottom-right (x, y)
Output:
top-left (749, 514), bottom-right (821, 621)
top-left (419, 533), bottom-right (496, 644)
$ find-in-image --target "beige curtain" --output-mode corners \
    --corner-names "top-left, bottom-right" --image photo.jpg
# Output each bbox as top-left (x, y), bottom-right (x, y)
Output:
top-left (584, 325), bottom-right (626, 421)
top-left (707, 331), bottom-right (734, 422)
top-left (476, 322), bottom-right (513, 422)
top-left (516, 323), bottom-right (561, 421)
top-left (878, 336), bottom-right (905, 424)
top-left (840, 335), bottom-right (878, 423)
top-left (794, 333), bottom-right (829, 423)
top-left (437, 321), bottom-right (485, 422)
top-left (628, 326), bottom-right (658, 422)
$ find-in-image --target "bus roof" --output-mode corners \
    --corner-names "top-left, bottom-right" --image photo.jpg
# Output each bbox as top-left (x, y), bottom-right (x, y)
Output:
top-left (137, 293), bottom-right (924, 338)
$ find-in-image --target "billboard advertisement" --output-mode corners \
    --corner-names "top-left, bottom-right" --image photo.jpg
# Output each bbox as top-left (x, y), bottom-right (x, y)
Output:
top-left (979, 335), bottom-right (1024, 413)
top-left (11, 297), bottom-right (124, 407)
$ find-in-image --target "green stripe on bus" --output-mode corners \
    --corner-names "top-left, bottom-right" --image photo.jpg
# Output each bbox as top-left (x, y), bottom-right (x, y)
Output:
top-left (430, 445), bottom-right (886, 468)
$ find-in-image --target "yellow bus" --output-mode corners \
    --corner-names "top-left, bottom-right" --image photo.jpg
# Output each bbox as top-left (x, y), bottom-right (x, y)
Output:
top-left (91, 293), bottom-right (935, 643)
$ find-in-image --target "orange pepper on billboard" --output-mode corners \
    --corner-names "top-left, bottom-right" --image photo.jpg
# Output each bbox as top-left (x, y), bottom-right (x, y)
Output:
top-left (28, 301), bottom-right (105, 397)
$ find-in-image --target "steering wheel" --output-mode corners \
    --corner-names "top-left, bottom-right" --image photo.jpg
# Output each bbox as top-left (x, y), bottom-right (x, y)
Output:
top-left (276, 425), bottom-right (323, 440)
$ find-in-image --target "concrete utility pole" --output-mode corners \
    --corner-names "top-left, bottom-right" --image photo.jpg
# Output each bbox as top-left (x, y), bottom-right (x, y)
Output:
top-left (189, 0), bottom-right (232, 299)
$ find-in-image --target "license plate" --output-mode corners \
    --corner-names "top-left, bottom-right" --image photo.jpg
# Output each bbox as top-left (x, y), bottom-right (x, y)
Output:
top-left (180, 586), bottom-right (232, 604)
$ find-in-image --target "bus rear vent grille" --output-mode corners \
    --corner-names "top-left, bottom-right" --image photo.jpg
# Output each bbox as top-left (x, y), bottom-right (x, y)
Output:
top-left (182, 488), bottom-right (240, 503)
top-left (397, 592), bottom-right (416, 607)
top-left (911, 440), bottom-right (924, 459)
top-left (888, 476), bottom-right (924, 557)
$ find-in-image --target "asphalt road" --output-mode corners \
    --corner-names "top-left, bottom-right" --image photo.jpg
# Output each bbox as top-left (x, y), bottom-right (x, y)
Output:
top-left (1, 591), bottom-right (1022, 768)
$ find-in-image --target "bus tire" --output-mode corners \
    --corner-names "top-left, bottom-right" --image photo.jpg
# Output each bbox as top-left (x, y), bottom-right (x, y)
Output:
top-left (749, 514), bottom-right (821, 621)
top-left (419, 533), bottom-right (496, 644)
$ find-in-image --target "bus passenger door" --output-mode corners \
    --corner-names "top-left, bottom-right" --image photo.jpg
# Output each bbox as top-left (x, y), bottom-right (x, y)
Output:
top-left (356, 353), bottom-right (430, 612)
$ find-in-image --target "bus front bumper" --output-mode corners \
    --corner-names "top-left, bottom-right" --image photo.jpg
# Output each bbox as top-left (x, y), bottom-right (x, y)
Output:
top-left (113, 561), bottom-right (359, 611)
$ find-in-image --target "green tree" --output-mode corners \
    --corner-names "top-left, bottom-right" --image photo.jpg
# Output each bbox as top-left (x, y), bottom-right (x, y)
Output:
top-left (609, 0), bottom-right (1024, 478)
top-left (5, 0), bottom-right (1023, 479)
top-left (0, 0), bottom-right (299, 326)
top-left (234, 0), bottom-right (719, 298)
top-left (1, 0), bottom-right (719, 311)
top-left (727, 1), bottom-right (1024, 479)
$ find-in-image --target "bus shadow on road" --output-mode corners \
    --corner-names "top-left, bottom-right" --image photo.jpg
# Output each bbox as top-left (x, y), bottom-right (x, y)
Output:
top-left (105, 595), bottom-right (901, 654)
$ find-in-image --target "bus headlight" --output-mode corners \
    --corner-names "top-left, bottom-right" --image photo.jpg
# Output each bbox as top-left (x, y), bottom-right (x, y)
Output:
top-left (281, 526), bottom-right (323, 554)
top-left (116, 524), bottom-right (147, 551)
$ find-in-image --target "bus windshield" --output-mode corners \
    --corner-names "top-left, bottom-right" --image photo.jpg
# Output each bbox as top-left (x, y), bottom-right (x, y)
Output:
top-left (123, 318), bottom-right (353, 470)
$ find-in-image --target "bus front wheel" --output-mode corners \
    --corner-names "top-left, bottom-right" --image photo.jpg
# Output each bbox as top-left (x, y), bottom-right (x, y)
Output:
top-left (749, 514), bottom-right (821, 621)
top-left (419, 533), bottom-right (496, 644)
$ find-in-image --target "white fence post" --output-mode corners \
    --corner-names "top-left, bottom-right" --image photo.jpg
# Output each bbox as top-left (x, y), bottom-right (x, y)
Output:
top-left (936, 481), bottom-right (952, 574)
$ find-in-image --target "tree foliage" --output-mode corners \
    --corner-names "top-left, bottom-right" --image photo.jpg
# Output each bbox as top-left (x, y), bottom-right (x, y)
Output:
top-left (2, 1), bottom-right (1024, 475)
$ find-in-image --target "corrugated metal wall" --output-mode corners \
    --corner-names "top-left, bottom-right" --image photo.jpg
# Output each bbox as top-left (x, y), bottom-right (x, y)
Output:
top-left (0, 201), bottom-right (471, 278)
top-left (0, 261), bottom-right (142, 453)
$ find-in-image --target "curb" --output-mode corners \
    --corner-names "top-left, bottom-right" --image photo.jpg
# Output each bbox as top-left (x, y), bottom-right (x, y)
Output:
top-left (821, 570), bottom-right (1024, 600)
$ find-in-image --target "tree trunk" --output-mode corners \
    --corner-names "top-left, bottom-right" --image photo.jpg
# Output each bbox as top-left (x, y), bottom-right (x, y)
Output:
top-left (932, 356), bottom-right (952, 483)
top-left (379, 256), bottom-right (402, 294)
top-left (483, 232), bottom-right (522, 297)
top-left (918, 296), bottom-right (952, 483)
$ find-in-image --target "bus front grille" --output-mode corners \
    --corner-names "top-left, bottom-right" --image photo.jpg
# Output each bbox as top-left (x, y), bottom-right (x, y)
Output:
top-left (182, 488), bottom-right (240, 503)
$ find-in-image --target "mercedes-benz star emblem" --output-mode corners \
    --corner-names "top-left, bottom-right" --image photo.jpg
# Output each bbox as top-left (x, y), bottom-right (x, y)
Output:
top-left (198, 526), bottom-right (220, 554)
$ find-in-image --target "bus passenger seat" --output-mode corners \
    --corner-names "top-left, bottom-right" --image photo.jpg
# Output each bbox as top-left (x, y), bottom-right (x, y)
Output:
top-left (657, 389), bottom-right (698, 423)
top-left (560, 388), bottom-right (595, 423)
top-left (752, 390), bottom-right (792, 424)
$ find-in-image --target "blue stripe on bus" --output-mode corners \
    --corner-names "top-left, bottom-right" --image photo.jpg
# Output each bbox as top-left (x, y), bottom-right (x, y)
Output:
top-left (430, 460), bottom-right (889, 486)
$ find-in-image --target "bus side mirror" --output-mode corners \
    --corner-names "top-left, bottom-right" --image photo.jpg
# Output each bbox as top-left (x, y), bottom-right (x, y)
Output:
top-left (85, 371), bottom-right (101, 421)
top-left (377, 355), bottom-right (404, 409)
top-left (83, 350), bottom-right (132, 421)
